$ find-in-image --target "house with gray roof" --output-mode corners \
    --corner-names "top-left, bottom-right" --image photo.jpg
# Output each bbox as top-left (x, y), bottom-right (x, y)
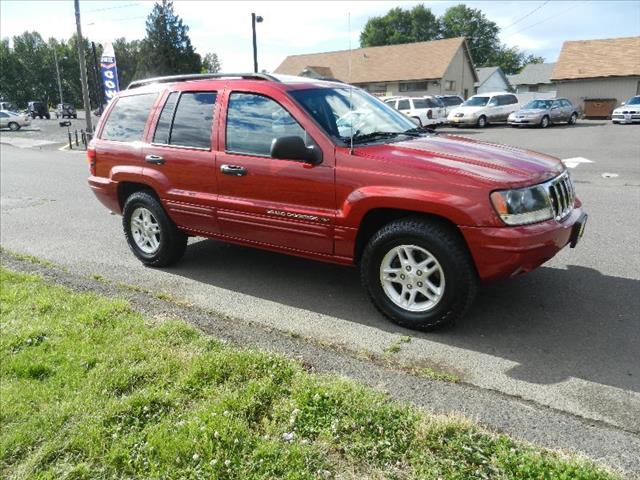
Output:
top-left (508, 62), bottom-right (556, 94)
top-left (474, 66), bottom-right (512, 94)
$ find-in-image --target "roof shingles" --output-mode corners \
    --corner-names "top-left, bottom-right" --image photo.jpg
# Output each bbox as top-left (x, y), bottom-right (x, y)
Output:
top-left (274, 37), bottom-right (475, 84)
top-left (551, 36), bottom-right (640, 81)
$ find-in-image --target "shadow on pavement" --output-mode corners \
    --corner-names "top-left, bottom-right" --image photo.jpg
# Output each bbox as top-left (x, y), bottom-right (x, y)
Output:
top-left (172, 238), bottom-right (640, 393)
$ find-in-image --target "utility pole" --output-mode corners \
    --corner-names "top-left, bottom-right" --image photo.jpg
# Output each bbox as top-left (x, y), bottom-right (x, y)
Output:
top-left (251, 13), bottom-right (263, 73)
top-left (74, 0), bottom-right (93, 134)
top-left (53, 45), bottom-right (64, 105)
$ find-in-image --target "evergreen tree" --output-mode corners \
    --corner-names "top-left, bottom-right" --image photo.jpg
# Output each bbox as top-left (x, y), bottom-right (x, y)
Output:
top-left (138, 0), bottom-right (201, 77)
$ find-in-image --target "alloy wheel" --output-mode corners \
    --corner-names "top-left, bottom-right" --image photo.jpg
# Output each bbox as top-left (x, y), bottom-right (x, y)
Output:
top-left (130, 207), bottom-right (161, 254)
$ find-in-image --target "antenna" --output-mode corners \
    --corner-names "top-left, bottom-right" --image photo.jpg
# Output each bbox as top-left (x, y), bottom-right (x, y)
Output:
top-left (348, 12), bottom-right (354, 154)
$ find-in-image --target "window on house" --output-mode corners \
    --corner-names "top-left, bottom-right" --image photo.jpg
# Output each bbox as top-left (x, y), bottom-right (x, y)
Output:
top-left (529, 85), bottom-right (539, 92)
top-left (399, 81), bottom-right (428, 92)
top-left (445, 80), bottom-right (456, 91)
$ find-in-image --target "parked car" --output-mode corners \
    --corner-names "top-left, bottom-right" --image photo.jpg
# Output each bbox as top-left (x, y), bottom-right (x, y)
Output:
top-left (436, 95), bottom-right (464, 114)
top-left (0, 110), bottom-right (31, 131)
top-left (385, 96), bottom-right (442, 127)
top-left (88, 73), bottom-right (587, 331)
top-left (27, 101), bottom-right (50, 119)
top-left (447, 92), bottom-right (519, 127)
top-left (508, 98), bottom-right (580, 128)
top-left (55, 103), bottom-right (77, 119)
top-left (0, 101), bottom-right (18, 111)
top-left (611, 95), bottom-right (640, 124)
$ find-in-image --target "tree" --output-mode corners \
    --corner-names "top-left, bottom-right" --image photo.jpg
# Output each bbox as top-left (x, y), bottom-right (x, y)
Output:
top-left (439, 4), bottom-right (500, 67)
top-left (202, 52), bottom-right (221, 73)
top-left (137, 0), bottom-right (201, 77)
top-left (360, 4), bottom-right (439, 47)
top-left (112, 38), bottom-right (143, 88)
top-left (488, 45), bottom-right (544, 75)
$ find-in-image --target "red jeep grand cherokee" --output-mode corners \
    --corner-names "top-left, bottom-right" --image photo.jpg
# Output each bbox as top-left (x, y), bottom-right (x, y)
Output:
top-left (88, 73), bottom-right (587, 330)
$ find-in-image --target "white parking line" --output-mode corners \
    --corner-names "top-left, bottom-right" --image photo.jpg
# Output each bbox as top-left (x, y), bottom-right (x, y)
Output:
top-left (562, 157), bottom-right (595, 168)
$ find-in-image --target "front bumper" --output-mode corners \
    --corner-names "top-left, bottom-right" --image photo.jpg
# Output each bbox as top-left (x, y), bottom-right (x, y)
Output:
top-left (460, 203), bottom-right (586, 282)
top-left (611, 113), bottom-right (640, 124)
top-left (448, 116), bottom-right (477, 125)
top-left (508, 116), bottom-right (540, 126)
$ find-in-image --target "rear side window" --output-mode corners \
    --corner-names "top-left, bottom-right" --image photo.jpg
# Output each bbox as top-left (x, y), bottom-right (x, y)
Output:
top-left (226, 92), bottom-right (305, 156)
top-left (499, 95), bottom-right (518, 105)
top-left (397, 99), bottom-right (410, 110)
top-left (101, 93), bottom-right (157, 142)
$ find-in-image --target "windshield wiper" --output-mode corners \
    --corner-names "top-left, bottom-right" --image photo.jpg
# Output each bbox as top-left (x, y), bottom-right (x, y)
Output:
top-left (351, 131), bottom-right (404, 144)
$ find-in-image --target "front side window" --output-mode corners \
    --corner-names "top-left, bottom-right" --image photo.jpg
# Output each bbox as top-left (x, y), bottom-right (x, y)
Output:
top-left (397, 99), bottom-right (410, 110)
top-left (412, 99), bottom-right (429, 109)
top-left (101, 93), bottom-right (158, 142)
top-left (463, 96), bottom-right (489, 107)
top-left (289, 87), bottom-right (417, 145)
top-left (524, 99), bottom-right (552, 109)
top-left (226, 93), bottom-right (306, 156)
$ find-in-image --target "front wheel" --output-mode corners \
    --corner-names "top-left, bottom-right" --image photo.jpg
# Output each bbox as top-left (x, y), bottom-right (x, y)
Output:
top-left (361, 218), bottom-right (477, 330)
top-left (476, 115), bottom-right (487, 128)
top-left (122, 191), bottom-right (187, 267)
top-left (8, 122), bottom-right (20, 131)
top-left (540, 115), bottom-right (550, 128)
top-left (568, 113), bottom-right (578, 125)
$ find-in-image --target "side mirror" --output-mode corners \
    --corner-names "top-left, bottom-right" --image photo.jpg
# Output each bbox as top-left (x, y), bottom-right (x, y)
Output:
top-left (271, 136), bottom-right (322, 165)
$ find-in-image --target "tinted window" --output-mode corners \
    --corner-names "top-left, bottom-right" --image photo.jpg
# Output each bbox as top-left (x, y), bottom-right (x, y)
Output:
top-left (500, 95), bottom-right (518, 105)
top-left (153, 92), bottom-right (179, 144)
top-left (169, 92), bottom-right (216, 149)
top-left (443, 96), bottom-right (462, 106)
top-left (412, 99), bottom-right (429, 109)
top-left (226, 93), bottom-right (305, 156)
top-left (102, 93), bottom-right (157, 142)
top-left (397, 99), bottom-right (410, 110)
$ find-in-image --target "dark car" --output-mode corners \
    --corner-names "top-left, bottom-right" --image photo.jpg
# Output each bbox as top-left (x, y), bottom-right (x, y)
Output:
top-left (27, 101), bottom-right (50, 119)
top-left (87, 73), bottom-right (587, 331)
top-left (56, 103), bottom-right (77, 119)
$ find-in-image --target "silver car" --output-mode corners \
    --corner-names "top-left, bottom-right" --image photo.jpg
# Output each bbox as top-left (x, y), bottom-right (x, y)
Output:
top-left (508, 98), bottom-right (580, 128)
top-left (0, 110), bottom-right (31, 131)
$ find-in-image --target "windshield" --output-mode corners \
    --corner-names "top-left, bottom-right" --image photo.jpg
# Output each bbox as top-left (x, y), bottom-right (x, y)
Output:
top-left (462, 96), bottom-right (489, 107)
top-left (626, 96), bottom-right (640, 105)
top-left (289, 87), bottom-right (417, 144)
top-left (524, 100), bottom-right (553, 109)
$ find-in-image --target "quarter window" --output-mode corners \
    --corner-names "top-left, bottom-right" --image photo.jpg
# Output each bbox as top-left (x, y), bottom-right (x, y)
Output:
top-left (226, 93), bottom-right (306, 156)
top-left (101, 93), bottom-right (158, 142)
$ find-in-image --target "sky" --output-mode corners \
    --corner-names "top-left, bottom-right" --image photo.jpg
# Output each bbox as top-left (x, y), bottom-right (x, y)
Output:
top-left (1, 0), bottom-right (639, 72)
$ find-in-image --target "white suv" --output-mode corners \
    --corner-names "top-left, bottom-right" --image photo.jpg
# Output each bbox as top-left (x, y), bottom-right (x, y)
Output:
top-left (447, 92), bottom-right (519, 128)
top-left (385, 96), bottom-right (443, 127)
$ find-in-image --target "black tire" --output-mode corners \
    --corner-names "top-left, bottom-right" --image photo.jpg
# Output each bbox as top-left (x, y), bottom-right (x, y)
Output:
top-left (73, 114), bottom-right (77, 119)
top-left (568, 112), bottom-right (578, 125)
top-left (476, 115), bottom-right (487, 128)
top-left (540, 115), bottom-right (550, 128)
top-left (45, 113), bottom-right (50, 119)
top-left (360, 217), bottom-right (477, 330)
top-left (8, 122), bottom-right (20, 131)
top-left (122, 191), bottom-right (187, 267)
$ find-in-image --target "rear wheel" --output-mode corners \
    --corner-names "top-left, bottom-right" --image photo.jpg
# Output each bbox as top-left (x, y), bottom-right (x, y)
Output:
top-left (122, 191), bottom-right (187, 267)
top-left (476, 115), bottom-right (487, 128)
top-left (540, 115), bottom-right (550, 128)
top-left (8, 122), bottom-right (20, 131)
top-left (361, 217), bottom-right (477, 330)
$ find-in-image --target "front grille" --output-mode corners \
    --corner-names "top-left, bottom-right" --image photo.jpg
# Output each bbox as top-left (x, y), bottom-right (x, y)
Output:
top-left (547, 172), bottom-right (575, 221)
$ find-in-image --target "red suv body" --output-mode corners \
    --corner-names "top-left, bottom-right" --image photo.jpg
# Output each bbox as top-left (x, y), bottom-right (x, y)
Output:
top-left (88, 74), bottom-right (587, 330)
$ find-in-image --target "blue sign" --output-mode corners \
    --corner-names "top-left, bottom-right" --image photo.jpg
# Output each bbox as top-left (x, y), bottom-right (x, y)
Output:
top-left (100, 43), bottom-right (120, 103)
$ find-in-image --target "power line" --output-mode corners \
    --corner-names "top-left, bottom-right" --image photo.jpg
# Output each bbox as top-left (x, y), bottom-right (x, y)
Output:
top-left (501, 1), bottom-right (550, 31)
top-left (509, 1), bottom-right (582, 36)
top-left (85, 2), bottom-right (141, 13)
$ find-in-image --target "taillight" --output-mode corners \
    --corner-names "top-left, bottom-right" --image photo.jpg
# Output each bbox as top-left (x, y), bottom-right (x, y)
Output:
top-left (427, 109), bottom-right (433, 119)
top-left (87, 145), bottom-right (97, 176)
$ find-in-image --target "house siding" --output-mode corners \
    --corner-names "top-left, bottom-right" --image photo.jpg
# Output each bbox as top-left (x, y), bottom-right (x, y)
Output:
top-left (515, 83), bottom-right (556, 94)
top-left (554, 77), bottom-right (640, 108)
top-left (476, 71), bottom-right (510, 94)
top-left (441, 46), bottom-right (476, 99)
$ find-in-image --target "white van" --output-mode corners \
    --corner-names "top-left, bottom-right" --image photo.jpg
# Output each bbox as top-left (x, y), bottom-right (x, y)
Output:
top-left (385, 96), bottom-right (444, 127)
top-left (447, 92), bottom-right (519, 127)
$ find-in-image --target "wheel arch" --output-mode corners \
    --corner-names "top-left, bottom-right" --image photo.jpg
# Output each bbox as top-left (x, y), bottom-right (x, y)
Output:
top-left (117, 181), bottom-right (160, 211)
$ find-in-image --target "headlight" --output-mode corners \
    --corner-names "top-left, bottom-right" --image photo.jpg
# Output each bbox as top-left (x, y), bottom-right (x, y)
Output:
top-left (454, 113), bottom-right (464, 118)
top-left (490, 184), bottom-right (553, 225)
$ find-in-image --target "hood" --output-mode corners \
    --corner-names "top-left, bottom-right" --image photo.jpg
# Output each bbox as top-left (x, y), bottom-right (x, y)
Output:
top-left (355, 134), bottom-right (564, 187)
top-left (450, 105), bottom-right (485, 115)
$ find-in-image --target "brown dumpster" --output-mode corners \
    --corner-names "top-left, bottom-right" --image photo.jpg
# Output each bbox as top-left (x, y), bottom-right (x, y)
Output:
top-left (583, 98), bottom-right (617, 119)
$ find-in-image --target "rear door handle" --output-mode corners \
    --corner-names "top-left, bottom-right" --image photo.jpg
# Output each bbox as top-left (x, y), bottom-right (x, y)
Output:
top-left (220, 164), bottom-right (247, 176)
top-left (145, 154), bottom-right (165, 165)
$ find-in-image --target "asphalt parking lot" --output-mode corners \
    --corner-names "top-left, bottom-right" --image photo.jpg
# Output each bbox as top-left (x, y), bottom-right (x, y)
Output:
top-left (1, 119), bottom-right (639, 464)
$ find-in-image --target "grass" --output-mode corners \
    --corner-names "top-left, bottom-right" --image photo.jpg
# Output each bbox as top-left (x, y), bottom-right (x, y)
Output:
top-left (0, 268), bottom-right (618, 480)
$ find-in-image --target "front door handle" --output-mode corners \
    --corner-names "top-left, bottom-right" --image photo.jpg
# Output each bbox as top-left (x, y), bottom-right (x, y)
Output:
top-left (145, 154), bottom-right (165, 165)
top-left (220, 164), bottom-right (247, 176)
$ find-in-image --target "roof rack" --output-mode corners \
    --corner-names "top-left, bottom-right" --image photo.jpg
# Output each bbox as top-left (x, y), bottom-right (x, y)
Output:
top-left (127, 72), bottom-right (281, 89)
